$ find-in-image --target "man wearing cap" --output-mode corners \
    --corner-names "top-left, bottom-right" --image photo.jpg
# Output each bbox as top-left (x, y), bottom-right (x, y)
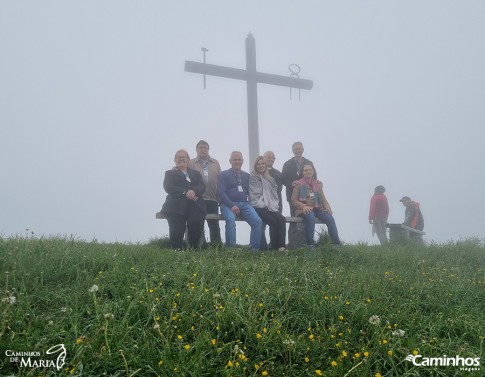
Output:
top-left (400, 196), bottom-right (424, 238)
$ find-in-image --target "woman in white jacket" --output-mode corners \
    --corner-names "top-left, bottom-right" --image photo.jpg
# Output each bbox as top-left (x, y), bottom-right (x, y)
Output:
top-left (249, 156), bottom-right (287, 251)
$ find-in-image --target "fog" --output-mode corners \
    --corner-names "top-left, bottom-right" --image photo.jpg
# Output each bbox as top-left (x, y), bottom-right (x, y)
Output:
top-left (1, 1), bottom-right (484, 245)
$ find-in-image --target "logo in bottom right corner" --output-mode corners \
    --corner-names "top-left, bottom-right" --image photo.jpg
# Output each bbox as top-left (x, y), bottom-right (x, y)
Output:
top-left (405, 354), bottom-right (481, 372)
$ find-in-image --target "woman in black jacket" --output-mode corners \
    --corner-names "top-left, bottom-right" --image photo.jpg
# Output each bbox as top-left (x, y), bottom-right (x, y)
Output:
top-left (161, 149), bottom-right (206, 250)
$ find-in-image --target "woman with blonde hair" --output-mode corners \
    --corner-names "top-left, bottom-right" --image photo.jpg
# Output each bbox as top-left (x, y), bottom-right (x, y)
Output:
top-left (249, 156), bottom-right (287, 251)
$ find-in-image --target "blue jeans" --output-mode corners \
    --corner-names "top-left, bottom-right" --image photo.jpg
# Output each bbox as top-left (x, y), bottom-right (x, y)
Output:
top-left (302, 208), bottom-right (341, 246)
top-left (221, 202), bottom-right (262, 250)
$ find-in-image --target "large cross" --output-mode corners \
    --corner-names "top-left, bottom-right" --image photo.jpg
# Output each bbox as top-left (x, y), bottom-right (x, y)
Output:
top-left (185, 33), bottom-right (313, 167)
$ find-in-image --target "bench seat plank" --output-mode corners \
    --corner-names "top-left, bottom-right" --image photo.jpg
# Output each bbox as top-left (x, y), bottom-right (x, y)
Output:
top-left (156, 212), bottom-right (323, 224)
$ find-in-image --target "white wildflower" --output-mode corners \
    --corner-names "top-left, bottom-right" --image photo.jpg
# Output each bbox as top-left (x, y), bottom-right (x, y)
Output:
top-left (1, 295), bottom-right (16, 305)
top-left (234, 344), bottom-right (245, 355)
top-left (104, 313), bottom-right (114, 320)
top-left (368, 315), bottom-right (381, 326)
top-left (283, 338), bottom-right (296, 347)
top-left (89, 284), bottom-right (99, 293)
top-left (391, 329), bottom-right (405, 337)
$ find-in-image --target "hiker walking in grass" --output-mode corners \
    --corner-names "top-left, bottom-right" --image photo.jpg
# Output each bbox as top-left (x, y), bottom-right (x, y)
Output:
top-left (369, 185), bottom-right (389, 245)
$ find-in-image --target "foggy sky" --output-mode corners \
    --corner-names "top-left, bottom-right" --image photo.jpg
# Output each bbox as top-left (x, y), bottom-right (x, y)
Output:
top-left (1, 1), bottom-right (484, 245)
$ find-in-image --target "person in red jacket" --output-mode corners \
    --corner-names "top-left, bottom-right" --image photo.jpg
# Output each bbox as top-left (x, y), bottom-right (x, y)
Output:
top-left (369, 185), bottom-right (390, 245)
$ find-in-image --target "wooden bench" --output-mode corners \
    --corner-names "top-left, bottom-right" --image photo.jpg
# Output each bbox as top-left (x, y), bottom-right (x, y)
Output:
top-left (387, 223), bottom-right (426, 243)
top-left (156, 211), bottom-right (324, 249)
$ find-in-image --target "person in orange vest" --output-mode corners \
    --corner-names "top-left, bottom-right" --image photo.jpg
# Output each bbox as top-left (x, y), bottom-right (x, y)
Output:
top-left (400, 196), bottom-right (424, 239)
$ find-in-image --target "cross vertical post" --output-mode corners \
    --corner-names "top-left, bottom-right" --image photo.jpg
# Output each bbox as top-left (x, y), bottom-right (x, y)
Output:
top-left (245, 34), bottom-right (259, 167)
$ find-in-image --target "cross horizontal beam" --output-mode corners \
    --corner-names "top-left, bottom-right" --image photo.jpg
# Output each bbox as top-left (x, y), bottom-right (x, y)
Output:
top-left (185, 61), bottom-right (313, 90)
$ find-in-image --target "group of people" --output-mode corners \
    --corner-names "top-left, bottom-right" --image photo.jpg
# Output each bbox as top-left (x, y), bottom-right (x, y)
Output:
top-left (161, 141), bottom-right (341, 251)
top-left (368, 186), bottom-right (425, 245)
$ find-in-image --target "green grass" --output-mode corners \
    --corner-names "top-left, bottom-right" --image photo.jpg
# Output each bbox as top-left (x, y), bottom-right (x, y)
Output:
top-left (0, 236), bottom-right (484, 376)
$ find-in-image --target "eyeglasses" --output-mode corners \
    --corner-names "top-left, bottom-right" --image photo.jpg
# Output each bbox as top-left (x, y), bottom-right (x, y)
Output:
top-left (176, 156), bottom-right (188, 160)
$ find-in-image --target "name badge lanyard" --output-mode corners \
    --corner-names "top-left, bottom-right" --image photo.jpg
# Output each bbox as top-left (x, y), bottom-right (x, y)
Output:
top-left (200, 160), bottom-right (209, 183)
top-left (296, 160), bottom-right (303, 178)
top-left (183, 170), bottom-right (191, 183)
top-left (236, 173), bottom-right (243, 192)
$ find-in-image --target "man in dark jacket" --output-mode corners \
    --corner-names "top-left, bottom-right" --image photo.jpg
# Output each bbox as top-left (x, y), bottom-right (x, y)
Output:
top-left (281, 142), bottom-right (313, 216)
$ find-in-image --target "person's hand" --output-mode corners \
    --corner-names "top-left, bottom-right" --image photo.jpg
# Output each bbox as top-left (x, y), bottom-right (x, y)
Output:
top-left (317, 180), bottom-right (324, 189)
top-left (231, 205), bottom-right (240, 216)
top-left (302, 205), bottom-right (313, 214)
top-left (186, 189), bottom-right (197, 201)
top-left (292, 180), bottom-right (299, 187)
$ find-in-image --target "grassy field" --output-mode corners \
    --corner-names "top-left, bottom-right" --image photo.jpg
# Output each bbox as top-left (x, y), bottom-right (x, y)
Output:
top-left (0, 236), bottom-right (483, 376)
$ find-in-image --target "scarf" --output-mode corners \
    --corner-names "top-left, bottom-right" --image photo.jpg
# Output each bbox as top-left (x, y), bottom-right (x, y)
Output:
top-left (298, 177), bottom-right (321, 208)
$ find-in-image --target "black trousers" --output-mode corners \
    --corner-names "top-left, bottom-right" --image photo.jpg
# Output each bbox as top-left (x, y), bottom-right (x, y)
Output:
top-left (166, 205), bottom-right (205, 249)
top-left (205, 200), bottom-right (221, 243)
top-left (255, 208), bottom-right (286, 249)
